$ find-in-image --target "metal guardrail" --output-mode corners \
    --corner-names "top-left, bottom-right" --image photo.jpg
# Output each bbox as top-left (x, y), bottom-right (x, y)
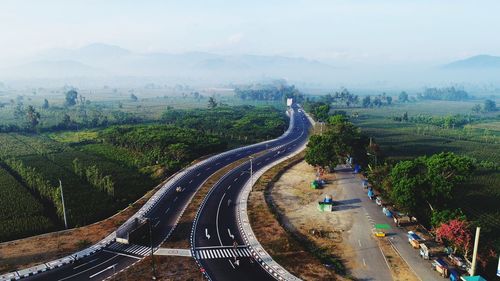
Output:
top-left (236, 123), bottom-right (309, 281)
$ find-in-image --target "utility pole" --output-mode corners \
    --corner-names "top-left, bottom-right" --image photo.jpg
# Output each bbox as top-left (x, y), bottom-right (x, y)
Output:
top-left (470, 227), bottom-right (481, 276)
top-left (59, 180), bottom-right (68, 229)
top-left (148, 219), bottom-right (157, 280)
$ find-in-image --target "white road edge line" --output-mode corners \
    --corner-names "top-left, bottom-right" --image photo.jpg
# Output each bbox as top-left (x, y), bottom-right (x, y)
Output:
top-left (216, 192), bottom-right (227, 245)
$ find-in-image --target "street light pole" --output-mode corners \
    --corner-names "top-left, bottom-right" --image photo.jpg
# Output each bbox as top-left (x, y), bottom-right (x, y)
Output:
top-left (59, 180), bottom-right (68, 229)
top-left (249, 156), bottom-right (254, 187)
top-left (148, 219), bottom-right (157, 280)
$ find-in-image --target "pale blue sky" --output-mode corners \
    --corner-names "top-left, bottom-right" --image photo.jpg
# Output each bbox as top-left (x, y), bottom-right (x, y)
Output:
top-left (1, 0), bottom-right (499, 64)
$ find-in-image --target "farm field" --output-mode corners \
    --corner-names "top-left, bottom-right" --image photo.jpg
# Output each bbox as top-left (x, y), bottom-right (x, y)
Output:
top-left (0, 103), bottom-right (288, 242)
top-left (341, 101), bottom-right (500, 270)
top-left (0, 167), bottom-right (55, 242)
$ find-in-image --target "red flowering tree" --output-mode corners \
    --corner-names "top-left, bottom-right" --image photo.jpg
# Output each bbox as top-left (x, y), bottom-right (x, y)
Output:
top-left (436, 219), bottom-right (473, 258)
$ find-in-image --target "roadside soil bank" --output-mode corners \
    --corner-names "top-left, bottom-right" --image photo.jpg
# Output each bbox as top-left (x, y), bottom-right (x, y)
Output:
top-left (248, 152), bottom-right (349, 281)
top-left (108, 256), bottom-right (201, 281)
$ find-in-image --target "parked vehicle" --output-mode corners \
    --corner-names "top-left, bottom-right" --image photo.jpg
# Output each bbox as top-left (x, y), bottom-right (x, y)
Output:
top-left (431, 258), bottom-right (449, 278)
top-left (367, 187), bottom-right (375, 200)
top-left (393, 212), bottom-right (412, 226)
top-left (382, 206), bottom-right (393, 218)
top-left (362, 179), bottom-right (369, 189)
top-left (407, 231), bottom-right (423, 249)
top-left (420, 241), bottom-right (445, 260)
top-left (449, 268), bottom-right (460, 281)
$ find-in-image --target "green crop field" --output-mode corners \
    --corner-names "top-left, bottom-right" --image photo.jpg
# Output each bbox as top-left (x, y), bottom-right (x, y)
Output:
top-left (339, 101), bottom-right (500, 260)
top-left (0, 167), bottom-right (55, 241)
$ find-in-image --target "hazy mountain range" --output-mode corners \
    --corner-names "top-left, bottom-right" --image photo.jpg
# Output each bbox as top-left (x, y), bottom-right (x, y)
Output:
top-left (444, 55), bottom-right (500, 69)
top-left (1, 43), bottom-right (500, 88)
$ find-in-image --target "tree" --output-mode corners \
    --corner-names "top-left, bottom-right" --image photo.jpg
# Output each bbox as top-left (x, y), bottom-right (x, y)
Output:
top-left (130, 93), bottom-right (138, 102)
top-left (42, 99), bottom-right (49, 109)
top-left (431, 209), bottom-right (466, 228)
top-left (402, 112), bottom-right (409, 122)
top-left (65, 90), bottom-right (78, 107)
top-left (436, 219), bottom-right (472, 257)
top-left (362, 96), bottom-right (371, 108)
top-left (386, 96), bottom-right (393, 105)
top-left (305, 116), bottom-right (368, 168)
top-left (388, 152), bottom-right (475, 215)
top-left (26, 105), bottom-right (41, 129)
top-left (483, 99), bottom-right (496, 112)
top-left (208, 97), bottom-right (218, 108)
top-left (471, 104), bottom-right (481, 114)
top-left (398, 91), bottom-right (409, 103)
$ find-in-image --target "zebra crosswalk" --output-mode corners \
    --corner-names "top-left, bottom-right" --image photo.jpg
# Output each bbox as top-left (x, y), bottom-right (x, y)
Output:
top-left (106, 242), bottom-right (151, 257)
top-left (195, 247), bottom-right (251, 260)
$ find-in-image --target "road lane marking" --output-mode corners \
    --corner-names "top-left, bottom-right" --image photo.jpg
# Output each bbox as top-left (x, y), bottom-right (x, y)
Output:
top-left (363, 258), bottom-right (366, 267)
top-left (88, 263), bottom-right (117, 279)
top-left (228, 228), bottom-right (235, 239)
top-left (196, 173), bottom-right (201, 176)
top-left (154, 220), bottom-right (160, 228)
top-left (233, 177), bottom-right (238, 182)
top-left (57, 255), bottom-right (119, 281)
top-left (164, 207), bottom-right (170, 214)
top-left (358, 240), bottom-right (362, 247)
top-left (205, 228), bottom-right (211, 240)
top-left (189, 180), bottom-right (193, 184)
top-left (227, 185), bottom-right (231, 190)
top-left (173, 196), bottom-right (178, 202)
top-left (216, 192), bottom-right (227, 244)
top-left (73, 258), bottom-right (99, 270)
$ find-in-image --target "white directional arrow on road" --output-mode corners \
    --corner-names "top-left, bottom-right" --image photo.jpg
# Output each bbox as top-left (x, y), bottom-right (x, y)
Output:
top-left (205, 228), bottom-right (211, 239)
top-left (228, 228), bottom-right (235, 239)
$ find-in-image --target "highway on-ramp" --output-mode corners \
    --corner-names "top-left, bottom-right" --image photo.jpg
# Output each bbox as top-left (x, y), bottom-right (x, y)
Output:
top-left (191, 107), bottom-right (311, 281)
top-left (23, 105), bottom-right (306, 281)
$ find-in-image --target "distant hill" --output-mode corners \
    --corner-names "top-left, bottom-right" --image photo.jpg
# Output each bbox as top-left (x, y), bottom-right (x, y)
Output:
top-left (2, 43), bottom-right (337, 80)
top-left (444, 55), bottom-right (500, 69)
top-left (0, 60), bottom-right (106, 78)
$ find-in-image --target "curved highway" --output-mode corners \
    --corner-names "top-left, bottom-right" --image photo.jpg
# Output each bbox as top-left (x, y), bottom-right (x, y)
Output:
top-left (23, 105), bottom-right (307, 281)
top-left (191, 106), bottom-right (311, 281)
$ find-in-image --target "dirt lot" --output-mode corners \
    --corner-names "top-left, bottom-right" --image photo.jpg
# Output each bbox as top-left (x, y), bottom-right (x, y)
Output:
top-left (378, 239), bottom-right (419, 281)
top-left (248, 153), bottom-right (349, 281)
top-left (259, 157), bottom-right (420, 281)
top-left (270, 159), bottom-right (356, 277)
top-left (108, 256), bottom-right (203, 281)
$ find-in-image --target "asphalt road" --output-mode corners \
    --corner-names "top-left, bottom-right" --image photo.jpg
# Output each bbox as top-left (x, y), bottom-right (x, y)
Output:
top-left (192, 107), bottom-right (311, 281)
top-left (335, 166), bottom-right (441, 281)
top-left (25, 105), bottom-right (305, 281)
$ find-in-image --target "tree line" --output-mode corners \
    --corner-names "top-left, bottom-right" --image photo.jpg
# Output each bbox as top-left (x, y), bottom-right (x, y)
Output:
top-left (72, 158), bottom-right (115, 196)
top-left (234, 83), bottom-right (304, 102)
top-left (4, 158), bottom-right (64, 220)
